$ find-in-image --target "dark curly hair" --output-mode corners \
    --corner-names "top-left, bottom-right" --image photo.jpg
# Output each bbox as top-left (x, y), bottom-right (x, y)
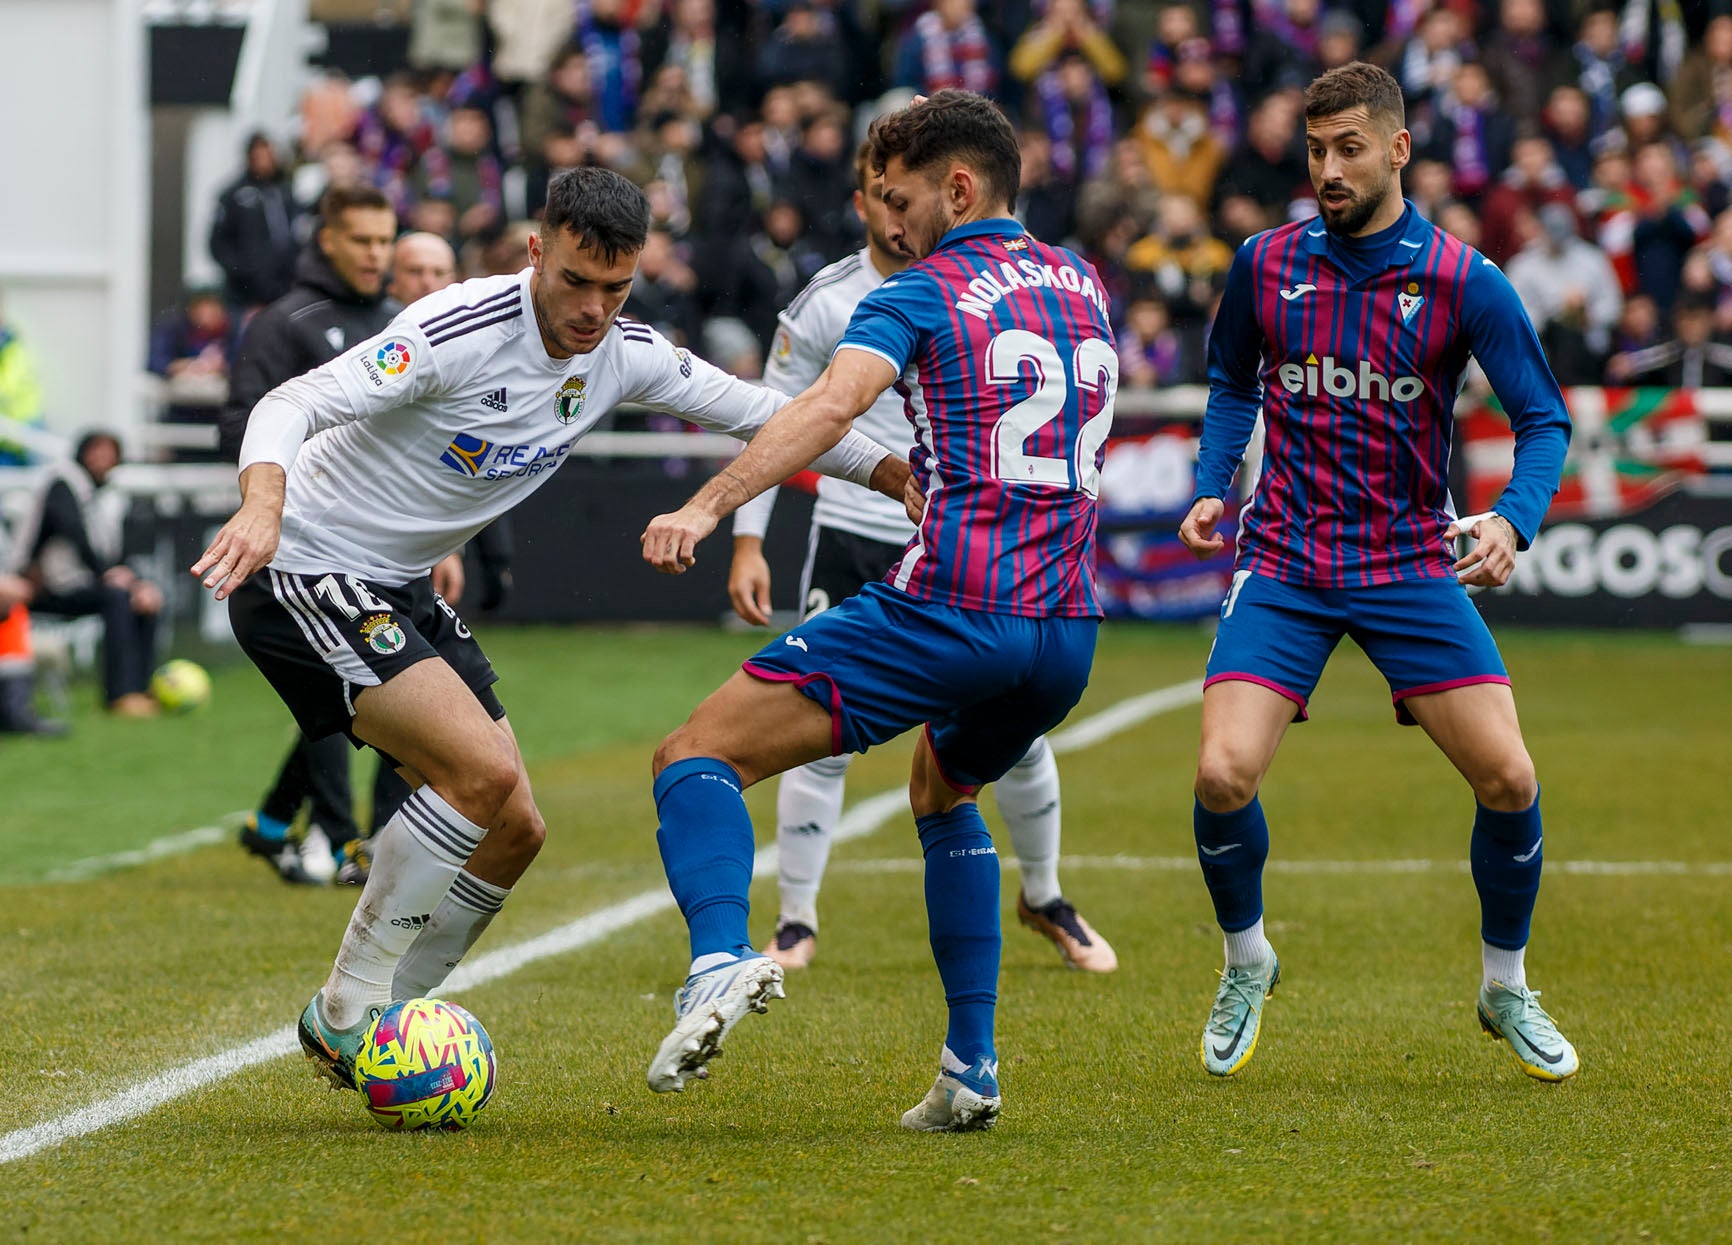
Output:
top-left (866, 90), bottom-right (1021, 211)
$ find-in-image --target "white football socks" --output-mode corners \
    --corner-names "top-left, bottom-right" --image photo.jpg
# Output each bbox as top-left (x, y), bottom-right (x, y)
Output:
top-left (996, 735), bottom-right (1063, 908)
top-left (321, 787), bottom-right (485, 1029)
top-left (1483, 942), bottom-right (1528, 991)
top-left (1224, 917), bottom-right (1274, 969)
top-left (393, 869), bottom-right (512, 999)
top-left (773, 753), bottom-right (851, 930)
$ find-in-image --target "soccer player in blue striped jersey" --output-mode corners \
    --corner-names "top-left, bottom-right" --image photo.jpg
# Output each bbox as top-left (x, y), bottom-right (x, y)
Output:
top-left (1177, 62), bottom-right (1579, 1082)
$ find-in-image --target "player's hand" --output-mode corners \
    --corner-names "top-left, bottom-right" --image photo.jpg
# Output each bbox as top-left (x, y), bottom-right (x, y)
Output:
top-left (1445, 512), bottom-right (1518, 588)
top-left (641, 505), bottom-right (716, 574)
top-left (904, 476), bottom-right (926, 525)
top-left (431, 551), bottom-right (466, 605)
top-left (130, 579), bottom-right (164, 616)
top-left (1178, 497), bottom-right (1226, 559)
top-left (191, 500), bottom-right (281, 601)
top-left (728, 537), bottom-right (773, 626)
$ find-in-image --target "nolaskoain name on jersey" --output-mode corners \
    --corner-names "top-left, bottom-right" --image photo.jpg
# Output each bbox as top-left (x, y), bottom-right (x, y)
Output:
top-left (952, 259), bottom-right (1112, 321)
top-left (1276, 353), bottom-right (1426, 404)
top-left (441, 432), bottom-right (572, 480)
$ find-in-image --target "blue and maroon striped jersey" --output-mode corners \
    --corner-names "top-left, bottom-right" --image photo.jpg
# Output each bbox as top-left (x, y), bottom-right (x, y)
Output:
top-left (838, 218), bottom-right (1119, 617)
top-left (1195, 202), bottom-right (1572, 587)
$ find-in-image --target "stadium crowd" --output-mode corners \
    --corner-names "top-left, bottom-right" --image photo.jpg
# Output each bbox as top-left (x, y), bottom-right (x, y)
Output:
top-left (189, 0), bottom-right (1732, 395)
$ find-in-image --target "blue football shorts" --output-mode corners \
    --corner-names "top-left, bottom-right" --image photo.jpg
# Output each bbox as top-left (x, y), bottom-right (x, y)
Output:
top-left (1204, 570), bottom-right (1509, 725)
top-left (743, 580), bottom-right (1099, 789)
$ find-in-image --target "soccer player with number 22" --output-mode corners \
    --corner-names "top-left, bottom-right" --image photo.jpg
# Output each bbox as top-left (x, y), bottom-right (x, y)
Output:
top-left (639, 91), bottom-right (1119, 1131)
top-left (1178, 63), bottom-right (1578, 1082)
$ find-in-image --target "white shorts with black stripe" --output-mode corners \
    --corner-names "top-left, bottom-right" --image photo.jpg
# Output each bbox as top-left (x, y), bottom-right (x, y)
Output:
top-left (227, 567), bottom-right (503, 745)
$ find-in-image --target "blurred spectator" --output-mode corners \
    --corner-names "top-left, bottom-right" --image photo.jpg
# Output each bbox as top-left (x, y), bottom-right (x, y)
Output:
top-left (1242, 0), bottom-right (1327, 103)
top-left (486, 0), bottom-right (576, 89)
top-left (1572, 7), bottom-right (1640, 140)
top-left (784, 111), bottom-right (857, 257)
top-left (521, 49), bottom-right (600, 192)
top-left (0, 574), bottom-right (63, 735)
top-left (1397, 8), bottom-right (1472, 111)
top-left (300, 72), bottom-right (363, 164)
top-left (414, 104), bottom-right (505, 243)
top-left (1671, 15), bottom-right (1732, 143)
top-left (1407, 158), bottom-right (1457, 221)
top-left (1315, 9), bottom-right (1364, 75)
top-left (713, 200), bottom-right (827, 352)
top-left (1136, 88), bottom-right (1227, 204)
top-left (624, 228), bottom-right (704, 347)
top-left (1035, 51), bottom-right (1118, 185)
top-left (1607, 291), bottom-right (1732, 385)
top-left (1437, 199), bottom-right (1484, 247)
top-left (1117, 295), bottom-right (1200, 387)
top-left (1619, 81), bottom-right (1673, 150)
top-left (1076, 137), bottom-right (1158, 248)
top-left (7, 432), bottom-right (161, 717)
top-left (1171, 38), bottom-right (1242, 155)
top-left (1478, 131), bottom-right (1578, 264)
top-left (0, 300), bottom-right (46, 467)
top-left (896, 0), bottom-right (1001, 97)
top-left (1694, 207), bottom-right (1732, 310)
top-left (1631, 140), bottom-right (1713, 311)
top-left (1506, 202), bottom-right (1624, 384)
top-left (758, 1), bottom-right (849, 89)
top-left (293, 140), bottom-right (367, 210)
top-left (1610, 291), bottom-right (1663, 356)
top-left (1689, 138), bottom-right (1732, 219)
top-left (626, 112), bottom-right (707, 239)
top-left (1542, 85), bottom-right (1597, 189)
top-left (1015, 130), bottom-right (1077, 243)
top-left (356, 74), bottom-right (439, 215)
top-left (572, 0), bottom-right (647, 132)
top-left (389, 231), bottom-right (459, 305)
top-left (1418, 62), bottom-right (1514, 201)
top-left (1585, 146), bottom-right (1640, 293)
top-left (1211, 92), bottom-right (1308, 223)
top-left (1482, 0), bottom-right (1572, 124)
top-left (209, 132), bottom-right (301, 312)
top-left (408, 0), bottom-right (483, 71)
top-left (1010, 0), bottom-right (1128, 89)
top-left (1143, 3), bottom-right (1203, 94)
top-left (701, 316), bottom-right (763, 380)
top-left (641, 0), bottom-right (743, 119)
top-left (147, 286), bottom-right (232, 441)
top-left (698, 118), bottom-right (778, 244)
top-left (1126, 194), bottom-right (1234, 322)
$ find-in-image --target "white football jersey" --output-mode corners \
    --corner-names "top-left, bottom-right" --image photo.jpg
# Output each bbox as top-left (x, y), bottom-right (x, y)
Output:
top-left (744, 248), bottom-right (913, 546)
top-left (240, 269), bottom-right (888, 583)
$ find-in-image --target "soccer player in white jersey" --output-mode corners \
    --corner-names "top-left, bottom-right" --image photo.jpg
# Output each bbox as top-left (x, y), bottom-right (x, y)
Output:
top-left (729, 144), bottom-right (1117, 974)
top-left (191, 167), bottom-right (910, 1092)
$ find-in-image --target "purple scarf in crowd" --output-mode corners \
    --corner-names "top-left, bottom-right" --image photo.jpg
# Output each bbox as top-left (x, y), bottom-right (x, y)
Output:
top-left (1038, 68), bottom-right (1114, 181)
top-left (915, 10), bottom-right (996, 94)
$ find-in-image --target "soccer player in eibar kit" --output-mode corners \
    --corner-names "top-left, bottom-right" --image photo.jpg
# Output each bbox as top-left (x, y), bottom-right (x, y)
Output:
top-left (1177, 62), bottom-right (1578, 1081)
top-left (728, 141), bottom-right (1117, 975)
top-left (191, 167), bottom-right (910, 1092)
top-left (639, 91), bottom-right (1119, 1130)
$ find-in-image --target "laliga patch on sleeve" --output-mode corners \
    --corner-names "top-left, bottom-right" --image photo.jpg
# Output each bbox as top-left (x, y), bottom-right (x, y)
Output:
top-left (355, 338), bottom-right (416, 389)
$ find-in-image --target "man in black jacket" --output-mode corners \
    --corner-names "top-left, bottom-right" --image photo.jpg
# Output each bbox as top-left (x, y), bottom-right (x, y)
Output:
top-left (209, 133), bottom-right (302, 313)
top-left (223, 185), bottom-right (398, 885)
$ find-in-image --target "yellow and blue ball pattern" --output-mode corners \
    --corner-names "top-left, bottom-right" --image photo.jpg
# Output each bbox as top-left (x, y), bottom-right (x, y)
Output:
top-left (354, 998), bottom-right (496, 1131)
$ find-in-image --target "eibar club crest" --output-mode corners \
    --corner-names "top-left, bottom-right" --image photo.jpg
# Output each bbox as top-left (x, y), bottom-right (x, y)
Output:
top-left (1397, 282), bottom-right (1425, 326)
top-left (359, 613), bottom-right (407, 655)
top-left (554, 375), bottom-right (587, 424)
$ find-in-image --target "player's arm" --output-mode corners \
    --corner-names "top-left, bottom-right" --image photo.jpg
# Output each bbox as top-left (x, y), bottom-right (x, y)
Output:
top-left (1180, 241), bottom-right (1263, 558)
top-left (1450, 256), bottom-right (1573, 588)
top-left (642, 348), bottom-right (902, 573)
top-left (192, 322), bottom-right (448, 599)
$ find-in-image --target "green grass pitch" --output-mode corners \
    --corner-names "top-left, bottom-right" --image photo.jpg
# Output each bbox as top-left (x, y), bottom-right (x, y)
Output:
top-left (1, 624), bottom-right (1727, 1242)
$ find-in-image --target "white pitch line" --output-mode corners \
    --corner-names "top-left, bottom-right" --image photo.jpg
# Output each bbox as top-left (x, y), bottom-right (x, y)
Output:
top-left (833, 855), bottom-right (1732, 878)
top-left (42, 818), bottom-right (249, 884)
top-left (0, 679), bottom-right (1197, 1166)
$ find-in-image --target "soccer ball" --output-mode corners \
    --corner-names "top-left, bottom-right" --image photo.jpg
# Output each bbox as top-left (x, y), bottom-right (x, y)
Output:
top-left (150, 659), bottom-right (211, 713)
top-left (354, 998), bottom-right (496, 1131)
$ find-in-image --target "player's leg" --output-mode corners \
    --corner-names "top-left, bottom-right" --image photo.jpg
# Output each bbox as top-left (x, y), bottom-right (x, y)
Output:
top-left (1359, 577), bottom-right (1575, 1079)
top-left (764, 753), bottom-right (851, 967)
top-left (297, 732), bottom-right (360, 884)
top-left (645, 668), bottom-right (834, 1092)
top-left (1192, 573), bottom-right (1340, 1076)
top-left (393, 716), bottom-right (543, 998)
top-left (1400, 682), bottom-right (1577, 1080)
top-left (239, 735), bottom-right (313, 880)
top-left (998, 735), bottom-right (1118, 972)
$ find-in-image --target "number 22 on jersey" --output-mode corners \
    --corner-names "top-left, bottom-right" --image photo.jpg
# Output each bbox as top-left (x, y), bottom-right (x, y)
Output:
top-left (986, 328), bottom-right (1119, 496)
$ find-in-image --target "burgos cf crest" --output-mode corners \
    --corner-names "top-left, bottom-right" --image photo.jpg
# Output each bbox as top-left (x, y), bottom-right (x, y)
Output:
top-left (441, 432), bottom-right (491, 476)
top-left (554, 375), bottom-right (587, 424)
top-left (359, 613), bottom-right (407, 655)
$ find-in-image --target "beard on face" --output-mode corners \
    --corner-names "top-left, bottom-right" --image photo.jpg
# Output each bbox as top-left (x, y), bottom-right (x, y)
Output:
top-left (1319, 168), bottom-right (1394, 235)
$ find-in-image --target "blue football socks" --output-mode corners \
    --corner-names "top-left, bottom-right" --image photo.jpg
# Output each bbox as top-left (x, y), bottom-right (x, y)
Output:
top-left (252, 812), bottom-right (290, 842)
top-left (916, 805), bottom-right (1000, 1068)
top-left (1470, 793), bottom-right (1543, 951)
top-left (654, 758), bottom-right (756, 962)
top-left (1193, 795), bottom-right (1271, 933)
